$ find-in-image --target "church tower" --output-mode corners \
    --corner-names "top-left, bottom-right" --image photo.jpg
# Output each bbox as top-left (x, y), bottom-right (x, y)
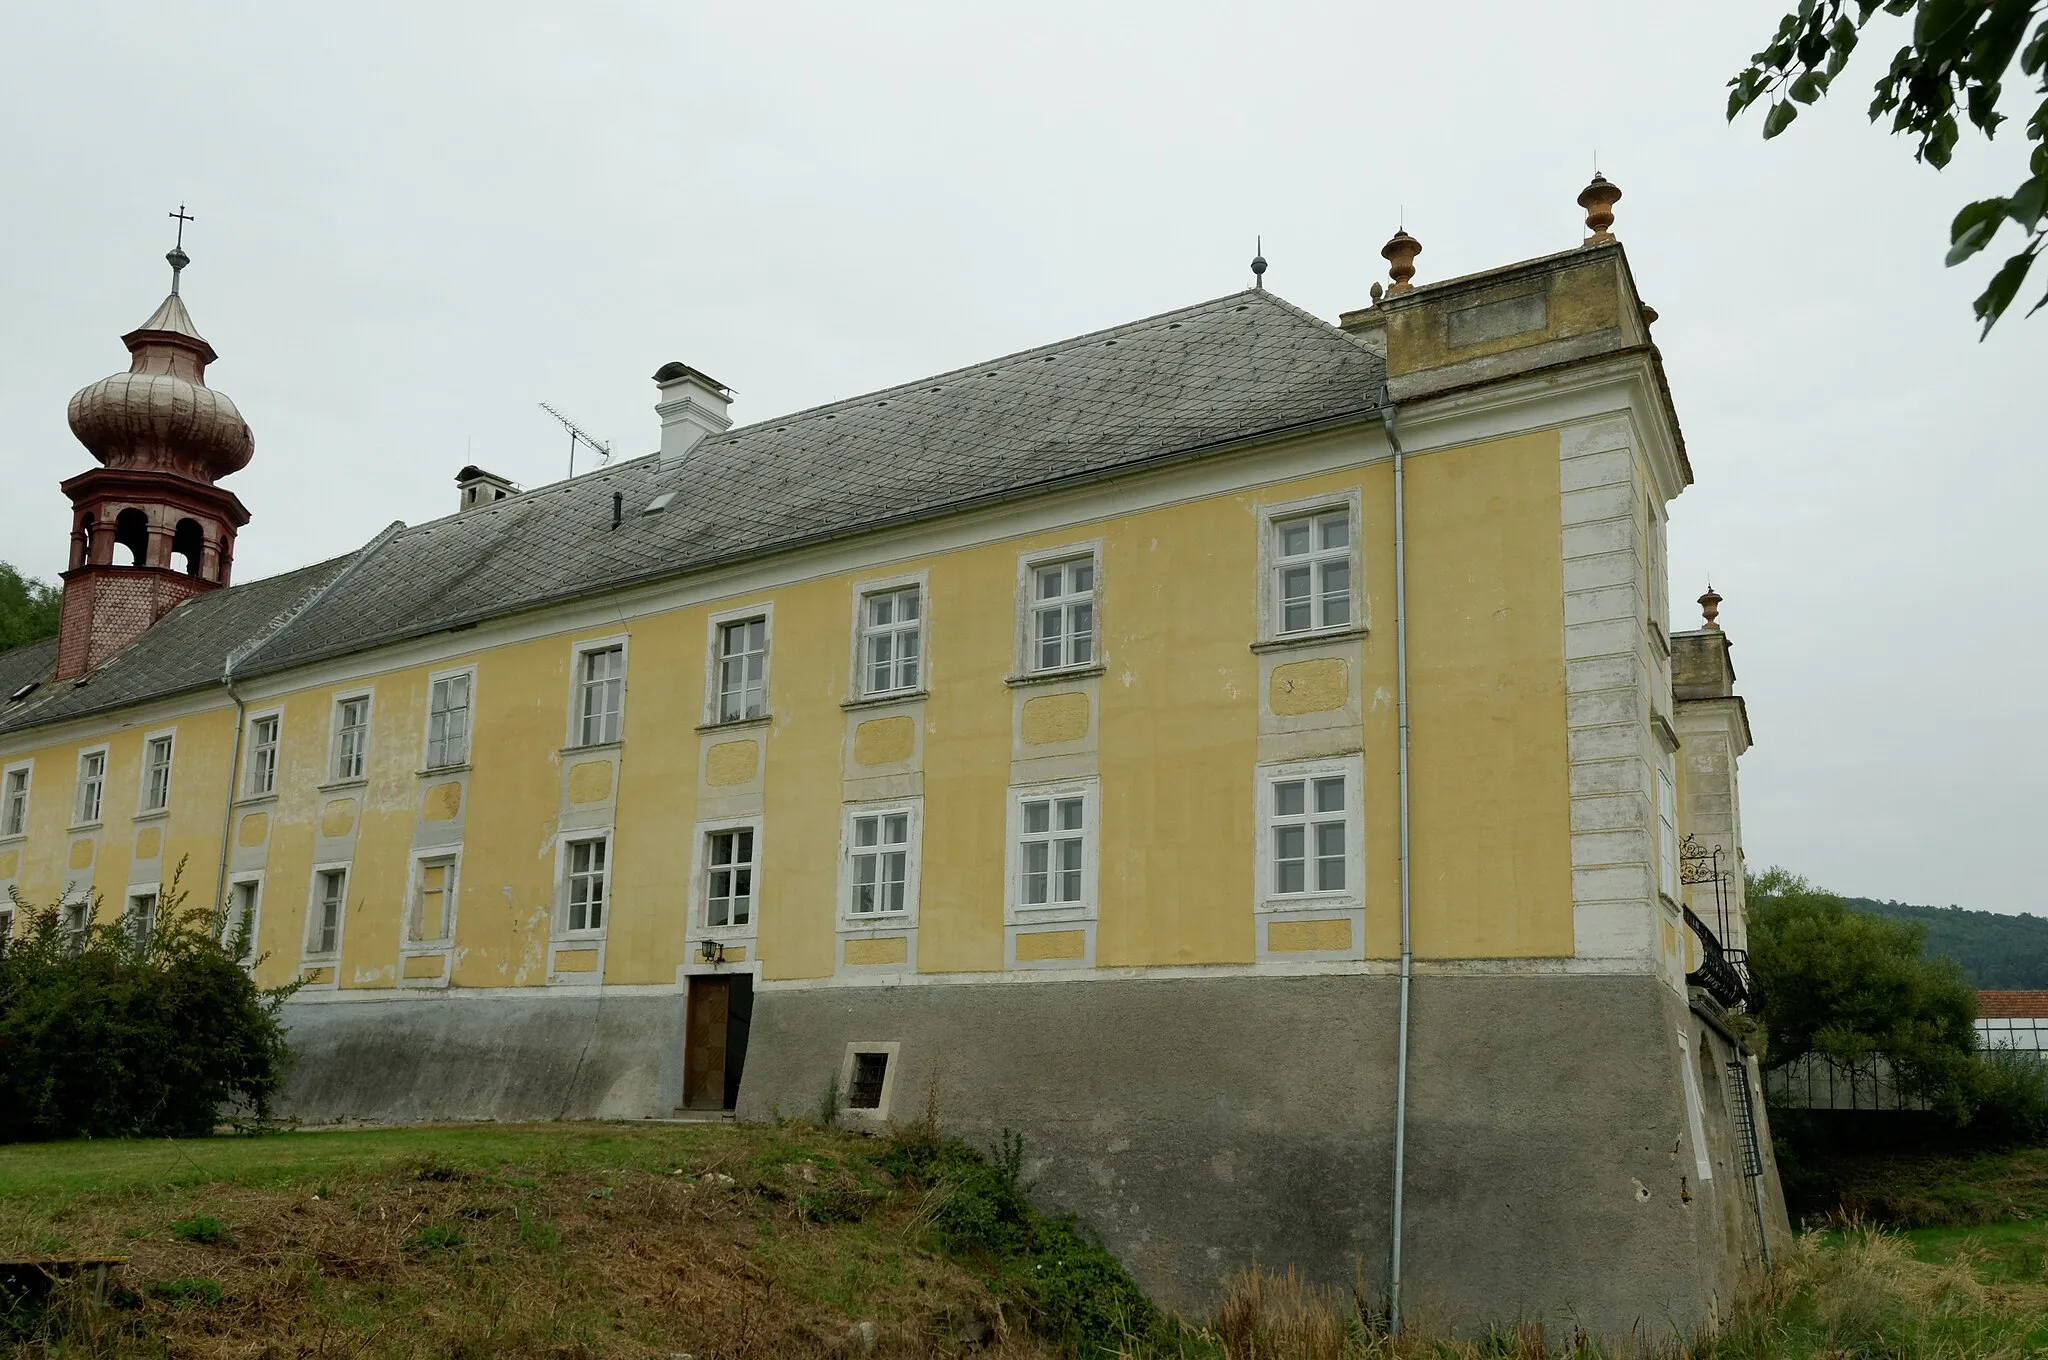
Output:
top-left (54, 223), bottom-right (255, 680)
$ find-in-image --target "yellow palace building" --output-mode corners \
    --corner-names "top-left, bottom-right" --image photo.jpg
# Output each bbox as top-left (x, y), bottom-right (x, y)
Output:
top-left (0, 181), bottom-right (1786, 1335)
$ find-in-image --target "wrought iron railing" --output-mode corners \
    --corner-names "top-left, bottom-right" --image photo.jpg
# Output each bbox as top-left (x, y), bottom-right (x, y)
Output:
top-left (1680, 834), bottom-right (1753, 1010)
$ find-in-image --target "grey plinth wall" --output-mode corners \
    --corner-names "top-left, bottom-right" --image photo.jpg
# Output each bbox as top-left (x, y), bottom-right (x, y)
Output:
top-left (278, 992), bottom-right (688, 1124)
top-left (736, 972), bottom-right (1789, 1340)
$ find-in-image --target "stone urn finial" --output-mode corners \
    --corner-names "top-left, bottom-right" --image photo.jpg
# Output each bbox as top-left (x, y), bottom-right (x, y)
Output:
top-left (1698, 583), bottom-right (1722, 631)
top-left (1578, 173), bottom-right (1621, 246)
top-left (1381, 229), bottom-right (1421, 296)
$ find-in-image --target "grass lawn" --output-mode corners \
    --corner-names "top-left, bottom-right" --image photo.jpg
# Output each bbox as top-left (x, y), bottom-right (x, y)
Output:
top-left (4, 1124), bottom-right (2048, 1358)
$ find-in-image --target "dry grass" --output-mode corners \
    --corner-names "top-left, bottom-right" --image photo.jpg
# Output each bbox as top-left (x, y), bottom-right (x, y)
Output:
top-left (1176, 1227), bottom-right (2048, 1359)
top-left (0, 1122), bottom-right (1050, 1359)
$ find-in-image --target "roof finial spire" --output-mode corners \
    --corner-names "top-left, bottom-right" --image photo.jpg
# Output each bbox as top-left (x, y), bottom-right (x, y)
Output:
top-left (1381, 225), bottom-right (1421, 296)
top-left (1577, 172), bottom-right (1620, 247)
top-left (1251, 236), bottom-right (1267, 289)
top-left (166, 204), bottom-right (195, 295)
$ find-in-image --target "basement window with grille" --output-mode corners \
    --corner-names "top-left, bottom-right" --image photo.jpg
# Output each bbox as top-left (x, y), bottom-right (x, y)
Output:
top-left (847, 1052), bottom-right (889, 1110)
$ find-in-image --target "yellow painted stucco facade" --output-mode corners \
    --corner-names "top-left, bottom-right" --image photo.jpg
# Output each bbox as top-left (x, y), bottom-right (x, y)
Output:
top-left (2, 420), bottom-right (1594, 986)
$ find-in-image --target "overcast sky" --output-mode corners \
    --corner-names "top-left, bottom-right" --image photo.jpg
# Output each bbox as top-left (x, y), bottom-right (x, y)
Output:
top-left (2, 3), bottom-right (2041, 916)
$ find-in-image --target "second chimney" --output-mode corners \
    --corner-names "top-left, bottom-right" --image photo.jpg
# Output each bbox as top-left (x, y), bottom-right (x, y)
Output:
top-left (653, 362), bottom-right (733, 471)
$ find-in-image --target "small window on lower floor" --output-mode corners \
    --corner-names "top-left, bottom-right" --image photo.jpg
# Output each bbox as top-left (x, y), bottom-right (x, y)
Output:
top-left (847, 1052), bottom-right (889, 1110)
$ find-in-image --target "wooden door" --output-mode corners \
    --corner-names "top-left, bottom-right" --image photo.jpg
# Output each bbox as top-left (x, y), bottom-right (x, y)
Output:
top-left (684, 977), bottom-right (731, 1110)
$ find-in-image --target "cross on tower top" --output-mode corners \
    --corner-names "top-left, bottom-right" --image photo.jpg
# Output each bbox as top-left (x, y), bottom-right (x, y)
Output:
top-left (165, 204), bottom-right (195, 294)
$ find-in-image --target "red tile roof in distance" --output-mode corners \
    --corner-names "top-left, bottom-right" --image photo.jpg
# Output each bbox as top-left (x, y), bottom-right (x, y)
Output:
top-left (1978, 991), bottom-right (2048, 1019)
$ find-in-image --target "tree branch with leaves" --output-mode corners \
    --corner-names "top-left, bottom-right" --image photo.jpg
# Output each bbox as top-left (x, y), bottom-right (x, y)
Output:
top-left (1728, 0), bottom-right (2048, 335)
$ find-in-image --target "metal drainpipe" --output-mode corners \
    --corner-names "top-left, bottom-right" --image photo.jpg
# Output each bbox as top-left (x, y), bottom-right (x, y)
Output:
top-left (212, 659), bottom-right (247, 934)
top-left (1380, 384), bottom-right (1416, 1335)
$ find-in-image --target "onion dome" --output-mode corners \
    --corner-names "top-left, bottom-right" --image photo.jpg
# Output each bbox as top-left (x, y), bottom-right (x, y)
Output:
top-left (65, 247), bottom-right (254, 484)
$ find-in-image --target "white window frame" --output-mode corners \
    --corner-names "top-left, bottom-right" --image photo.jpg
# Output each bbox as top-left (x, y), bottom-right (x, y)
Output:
top-left (1254, 756), bottom-right (1365, 913)
top-left (421, 666), bottom-right (476, 772)
top-left (0, 902), bottom-right (14, 959)
top-left (137, 729), bottom-right (176, 816)
top-left (1258, 492), bottom-right (1363, 643)
top-left (703, 605), bottom-right (772, 726)
top-left (244, 709), bottom-right (282, 799)
top-left (0, 760), bottom-right (31, 839)
top-left (689, 816), bottom-right (762, 937)
top-left (125, 884), bottom-right (161, 950)
top-left (328, 690), bottom-right (372, 785)
top-left (404, 848), bottom-right (463, 948)
top-left (568, 636), bottom-right (629, 748)
top-left (304, 862), bottom-right (351, 960)
top-left (554, 832), bottom-right (611, 939)
top-left (1646, 495), bottom-right (1668, 634)
top-left (1004, 778), bottom-right (1100, 924)
top-left (73, 746), bottom-right (108, 828)
top-left (1658, 754), bottom-right (1680, 903)
top-left (1016, 544), bottom-right (1102, 677)
top-left (838, 800), bottom-right (923, 927)
top-left (850, 573), bottom-right (929, 701)
top-left (223, 871), bottom-right (263, 964)
top-left (60, 897), bottom-right (91, 951)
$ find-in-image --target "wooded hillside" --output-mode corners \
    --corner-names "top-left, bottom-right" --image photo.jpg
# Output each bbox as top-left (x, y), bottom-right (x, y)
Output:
top-left (1845, 897), bottom-right (2048, 990)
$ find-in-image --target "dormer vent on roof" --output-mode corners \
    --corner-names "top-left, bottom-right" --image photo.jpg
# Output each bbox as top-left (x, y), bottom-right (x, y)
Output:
top-left (653, 362), bottom-right (733, 471)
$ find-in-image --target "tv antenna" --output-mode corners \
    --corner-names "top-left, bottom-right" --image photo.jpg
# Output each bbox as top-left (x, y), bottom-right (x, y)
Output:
top-left (539, 403), bottom-right (611, 478)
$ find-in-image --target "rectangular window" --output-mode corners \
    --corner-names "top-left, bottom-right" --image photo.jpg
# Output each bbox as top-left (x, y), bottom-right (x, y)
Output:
top-left (126, 891), bottom-right (158, 950)
top-left (140, 735), bottom-right (174, 813)
top-left (426, 673), bottom-right (472, 769)
top-left (1, 767), bottom-right (27, 837)
top-left (859, 586), bottom-right (922, 696)
top-left (308, 868), bottom-right (347, 956)
top-left (848, 810), bottom-right (911, 915)
top-left (1658, 759), bottom-right (1680, 901)
top-left (576, 645), bottom-right (625, 746)
top-left (1030, 557), bottom-right (1096, 672)
top-left (75, 750), bottom-right (106, 825)
top-left (706, 827), bottom-right (756, 927)
top-left (63, 899), bottom-right (90, 949)
top-left (1273, 508), bottom-right (1352, 634)
top-left (333, 696), bottom-right (369, 781)
top-left (224, 879), bottom-right (260, 961)
top-left (0, 904), bottom-right (13, 960)
top-left (409, 856), bottom-right (457, 944)
top-left (1018, 793), bottom-right (1088, 906)
top-left (1271, 774), bottom-right (1348, 895)
top-left (564, 838), bottom-right (607, 934)
top-left (716, 619), bottom-right (767, 722)
top-left (847, 1052), bottom-right (889, 1109)
top-left (247, 715), bottom-right (280, 796)
top-left (1256, 759), bottom-right (1362, 911)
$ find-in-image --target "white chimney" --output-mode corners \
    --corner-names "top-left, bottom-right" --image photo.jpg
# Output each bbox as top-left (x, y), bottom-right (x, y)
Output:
top-left (455, 465), bottom-right (517, 513)
top-left (653, 362), bottom-right (733, 471)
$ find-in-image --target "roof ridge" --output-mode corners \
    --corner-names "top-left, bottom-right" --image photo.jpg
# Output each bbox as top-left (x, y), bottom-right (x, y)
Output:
top-left (439, 290), bottom-right (1351, 506)
top-left (707, 290), bottom-right (1313, 446)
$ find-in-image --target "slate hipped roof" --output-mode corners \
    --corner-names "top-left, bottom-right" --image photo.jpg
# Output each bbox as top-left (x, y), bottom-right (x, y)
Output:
top-left (1, 288), bottom-right (1385, 737)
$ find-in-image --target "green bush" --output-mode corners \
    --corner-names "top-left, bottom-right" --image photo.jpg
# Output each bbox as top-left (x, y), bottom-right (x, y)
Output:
top-left (880, 1123), bottom-right (1169, 1357)
top-left (1965, 1046), bottom-right (2048, 1146)
top-left (0, 859), bottom-right (297, 1142)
